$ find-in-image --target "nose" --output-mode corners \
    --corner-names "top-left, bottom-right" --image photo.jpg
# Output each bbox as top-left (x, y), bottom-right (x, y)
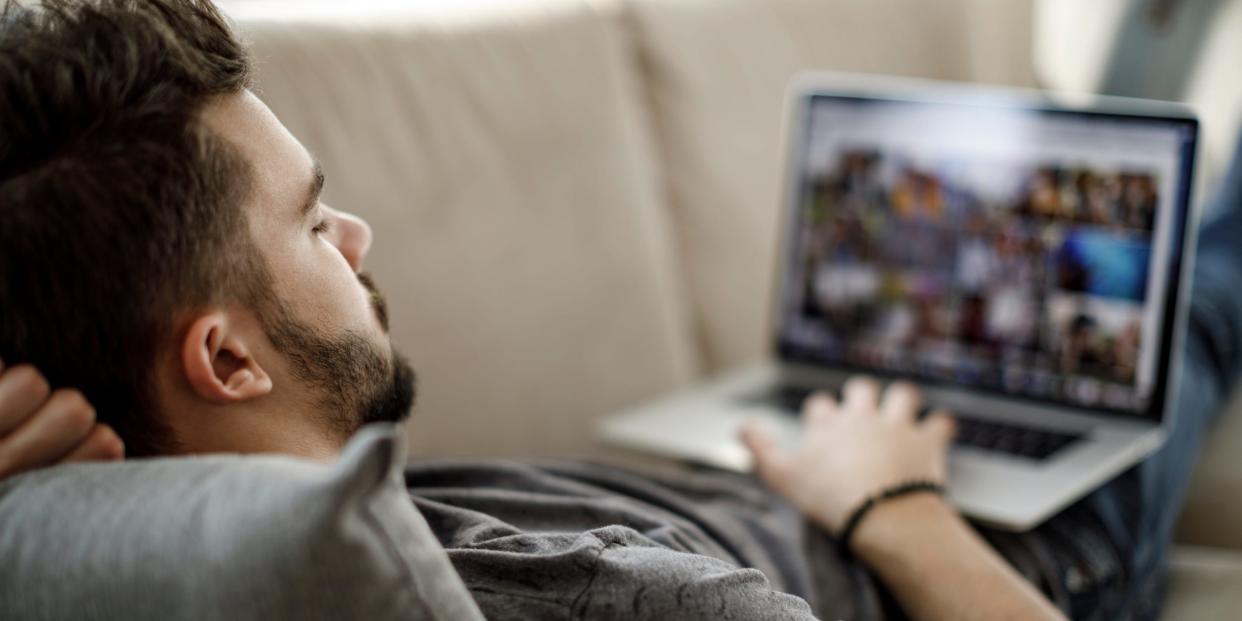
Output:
top-left (324, 205), bottom-right (373, 273)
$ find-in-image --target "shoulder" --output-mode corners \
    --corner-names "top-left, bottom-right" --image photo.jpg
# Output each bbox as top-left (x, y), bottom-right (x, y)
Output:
top-left (447, 524), bottom-right (816, 621)
top-left (578, 537), bottom-right (817, 620)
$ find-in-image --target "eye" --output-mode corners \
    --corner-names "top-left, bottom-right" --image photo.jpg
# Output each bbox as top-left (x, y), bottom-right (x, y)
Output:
top-left (312, 217), bottom-right (332, 235)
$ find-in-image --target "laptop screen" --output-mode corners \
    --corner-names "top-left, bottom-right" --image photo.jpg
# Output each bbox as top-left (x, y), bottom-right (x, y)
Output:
top-left (776, 92), bottom-right (1198, 418)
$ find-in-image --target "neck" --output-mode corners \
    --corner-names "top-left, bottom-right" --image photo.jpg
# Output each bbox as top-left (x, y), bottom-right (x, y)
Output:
top-left (158, 388), bottom-right (345, 462)
top-left (171, 407), bottom-right (344, 462)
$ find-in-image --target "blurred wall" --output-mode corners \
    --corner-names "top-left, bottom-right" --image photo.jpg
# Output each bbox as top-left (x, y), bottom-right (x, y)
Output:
top-left (1035, 0), bottom-right (1242, 191)
top-left (1184, 0), bottom-right (1242, 193)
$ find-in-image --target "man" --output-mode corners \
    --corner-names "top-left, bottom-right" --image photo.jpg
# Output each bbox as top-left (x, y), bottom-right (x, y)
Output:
top-left (2, 1), bottom-right (1240, 619)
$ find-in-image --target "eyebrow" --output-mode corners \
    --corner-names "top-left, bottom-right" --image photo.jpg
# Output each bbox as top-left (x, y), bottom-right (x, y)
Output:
top-left (300, 159), bottom-right (325, 219)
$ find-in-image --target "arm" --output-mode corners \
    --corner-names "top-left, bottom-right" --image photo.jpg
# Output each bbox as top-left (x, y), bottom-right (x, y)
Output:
top-left (0, 358), bottom-right (124, 480)
top-left (850, 494), bottom-right (1061, 621)
top-left (741, 377), bottom-right (1064, 621)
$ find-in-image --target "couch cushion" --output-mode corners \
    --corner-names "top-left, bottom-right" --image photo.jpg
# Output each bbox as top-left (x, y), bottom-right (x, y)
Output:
top-left (225, 0), bottom-right (698, 458)
top-left (627, 0), bottom-right (1036, 371)
top-left (1163, 545), bottom-right (1242, 620)
top-left (0, 425), bottom-right (482, 621)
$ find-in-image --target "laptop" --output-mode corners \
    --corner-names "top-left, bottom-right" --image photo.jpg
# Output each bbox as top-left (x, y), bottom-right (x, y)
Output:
top-left (598, 74), bottom-right (1201, 531)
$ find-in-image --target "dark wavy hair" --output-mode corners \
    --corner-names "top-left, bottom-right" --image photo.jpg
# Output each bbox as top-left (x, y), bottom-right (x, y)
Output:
top-left (0, 0), bottom-right (260, 456)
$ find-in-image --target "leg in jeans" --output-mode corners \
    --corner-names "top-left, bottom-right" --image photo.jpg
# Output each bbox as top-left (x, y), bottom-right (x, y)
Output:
top-left (985, 131), bottom-right (1242, 620)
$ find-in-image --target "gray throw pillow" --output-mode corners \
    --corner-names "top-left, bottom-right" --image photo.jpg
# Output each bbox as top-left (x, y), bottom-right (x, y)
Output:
top-left (0, 424), bottom-right (483, 621)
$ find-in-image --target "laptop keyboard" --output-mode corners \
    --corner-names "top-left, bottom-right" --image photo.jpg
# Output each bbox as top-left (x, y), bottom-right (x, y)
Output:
top-left (744, 385), bottom-right (1083, 461)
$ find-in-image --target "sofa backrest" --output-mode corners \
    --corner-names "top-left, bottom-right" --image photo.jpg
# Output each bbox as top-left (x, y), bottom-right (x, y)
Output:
top-left (229, 1), bottom-right (699, 458)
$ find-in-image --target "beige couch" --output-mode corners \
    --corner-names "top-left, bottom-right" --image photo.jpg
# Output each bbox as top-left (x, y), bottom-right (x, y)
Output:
top-left (224, 0), bottom-right (1242, 617)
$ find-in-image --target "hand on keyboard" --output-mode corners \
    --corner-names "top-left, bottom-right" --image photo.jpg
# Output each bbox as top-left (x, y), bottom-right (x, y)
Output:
top-left (740, 376), bottom-right (956, 534)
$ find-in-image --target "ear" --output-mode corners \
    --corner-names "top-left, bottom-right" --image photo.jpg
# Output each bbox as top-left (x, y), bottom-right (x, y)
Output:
top-left (181, 312), bottom-right (273, 404)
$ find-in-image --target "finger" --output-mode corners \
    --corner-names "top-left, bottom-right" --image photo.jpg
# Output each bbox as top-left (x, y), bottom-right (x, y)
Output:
top-left (739, 421), bottom-right (790, 489)
top-left (0, 388), bottom-right (96, 479)
top-left (0, 364), bottom-right (52, 436)
top-left (58, 424), bottom-right (125, 464)
top-left (880, 381), bottom-right (921, 423)
top-left (802, 392), bottom-right (838, 424)
top-left (842, 376), bottom-right (880, 414)
top-left (922, 409), bottom-right (957, 445)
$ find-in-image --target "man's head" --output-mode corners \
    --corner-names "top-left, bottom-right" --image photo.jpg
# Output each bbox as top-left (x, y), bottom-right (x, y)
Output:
top-left (0, 0), bottom-right (415, 458)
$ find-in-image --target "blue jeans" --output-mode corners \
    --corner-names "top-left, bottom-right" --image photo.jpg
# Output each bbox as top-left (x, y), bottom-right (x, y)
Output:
top-left (984, 133), bottom-right (1242, 620)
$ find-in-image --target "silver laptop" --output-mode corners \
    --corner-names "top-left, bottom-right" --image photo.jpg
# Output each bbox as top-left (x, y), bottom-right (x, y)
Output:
top-left (599, 74), bottom-right (1201, 531)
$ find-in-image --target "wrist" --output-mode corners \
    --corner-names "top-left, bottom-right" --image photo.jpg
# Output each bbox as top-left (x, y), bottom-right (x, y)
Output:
top-left (836, 481), bottom-right (945, 553)
top-left (848, 492), bottom-right (961, 562)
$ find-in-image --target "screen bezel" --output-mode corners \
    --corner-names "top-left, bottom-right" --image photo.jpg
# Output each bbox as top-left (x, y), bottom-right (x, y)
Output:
top-left (771, 78), bottom-right (1200, 425)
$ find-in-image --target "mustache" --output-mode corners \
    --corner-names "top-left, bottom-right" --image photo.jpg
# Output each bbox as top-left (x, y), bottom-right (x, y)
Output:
top-left (356, 271), bottom-right (389, 332)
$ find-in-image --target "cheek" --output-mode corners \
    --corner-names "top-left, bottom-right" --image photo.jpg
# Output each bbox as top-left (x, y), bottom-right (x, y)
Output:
top-left (281, 243), bottom-right (374, 331)
top-left (320, 258), bottom-right (375, 325)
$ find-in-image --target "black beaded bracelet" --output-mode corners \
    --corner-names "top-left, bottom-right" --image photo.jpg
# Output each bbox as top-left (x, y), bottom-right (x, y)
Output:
top-left (837, 480), bottom-right (946, 556)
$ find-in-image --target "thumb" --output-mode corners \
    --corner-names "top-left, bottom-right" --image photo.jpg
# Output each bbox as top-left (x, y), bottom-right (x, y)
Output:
top-left (739, 421), bottom-right (789, 489)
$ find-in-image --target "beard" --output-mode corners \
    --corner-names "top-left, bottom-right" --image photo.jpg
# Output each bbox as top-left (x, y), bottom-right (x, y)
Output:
top-left (260, 271), bottom-right (416, 438)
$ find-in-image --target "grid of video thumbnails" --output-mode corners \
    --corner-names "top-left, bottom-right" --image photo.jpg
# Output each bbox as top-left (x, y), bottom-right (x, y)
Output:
top-left (785, 148), bottom-right (1161, 412)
